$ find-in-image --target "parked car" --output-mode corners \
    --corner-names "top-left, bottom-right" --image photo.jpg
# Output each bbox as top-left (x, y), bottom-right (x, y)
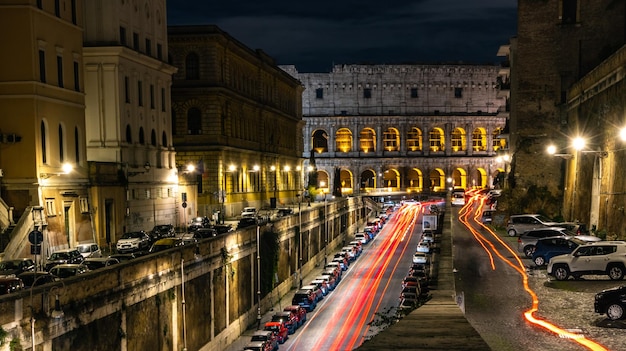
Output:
top-left (271, 311), bottom-right (298, 334)
top-left (263, 321), bottom-right (288, 344)
top-left (116, 231), bottom-right (152, 253)
top-left (249, 330), bottom-right (278, 351)
top-left (0, 276), bottom-right (24, 295)
top-left (416, 241), bottom-right (431, 254)
top-left (315, 274), bottom-right (336, 291)
top-left (554, 222), bottom-right (590, 235)
top-left (332, 255), bottom-right (348, 270)
top-left (517, 227), bottom-right (573, 258)
top-left (531, 236), bottom-right (601, 266)
top-left (481, 209), bottom-right (495, 224)
top-left (506, 214), bottom-right (561, 237)
top-left (397, 297), bottom-right (418, 315)
top-left (149, 238), bottom-right (184, 253)
top-left (150, 224), bottom-right (176, 240)
top-left (400, 285), bottom-right (421, 300)
top-left (241, 207), bottom-right (257, 218)
top-left (188, 217), bottom-right (211, 232)
top-left (213, 224), bottom-right (234, 235)
top-left (301, 284), bottom-right (323, 302)
top-left (355, 232), bottom-right (369, 244)
top-left (349, 240), bottom-right (363, 255)
top-left (75, 242), bottom-right (102, 258)
top-left (237, 217), bottom-right (258, 229)
top-left (195, 227), bottom-right (217, 238)
top-left (594, 285), bottom-right (626, 320)
top-left (291, 288), bottom-right (317, 312)
top-left (421, 232), bottom-right (434, 243)
top-left (412, 252), bottom-right (430, 264)
top-left (49, 263), bottom-right (88, 278)
top-left (547, 241), bottom-right (626, 281)
top-left (17, 271), bottom-right (59, 288)
top-left (451, 190), bottom-right (465, 206)
top-left (82, 257), bottom-right (120, 270)
top-left (45, 248), bottom-right (84, 271)
top-left (341, 246), bottom-right (357, 261)
top-left (310, 278), bottom-right (329, 295)
top-left (243, 341), bottom-right (274, 351)
top-left (0, 258), bottom-right (35, 275)
top-left (108, 253), bottom-right (136, 263)
top-left (283, 305), bottom-right (307, 327)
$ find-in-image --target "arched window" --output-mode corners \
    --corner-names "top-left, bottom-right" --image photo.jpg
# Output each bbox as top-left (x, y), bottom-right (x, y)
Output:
top-left (125, 125), bottom-right (132, 143)
top-left (359, 128), bottom-right (376, 152)
top-left (185, 52), bottom-right (199, 80)
top-left (335, 128), bottom-right (352, 152)
top-left (311, 130), bottom-right (328, 153)
top-left (41, 121), bottom-right (47, 164)
top-left (383, 127), bottom-right (399, 151)
top-left (429, 128), bottom-right (444, 152)
top-left (187, 107), bottom-right (202, 135)
top-left (407, 127), bottom-right (422, 151)
top-left (472, 128), bottom-right (487, 151)
top-left (58, 124), bottom-right (64, 162)
top-left (151, 129), bottom-right (157, 146)
top-left (139, 127), bottom-right (145, 144)
top-left (162, 131), bottom-right (167, 147)
top-left (493, 128), bottom-right (507, 151)
top-left (451, 128), bottom-right (466, 152)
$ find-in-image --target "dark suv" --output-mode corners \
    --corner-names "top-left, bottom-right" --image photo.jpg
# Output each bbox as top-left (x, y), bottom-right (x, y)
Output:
top-left (45, 248), bottom-right (84, 271)
top-left (517, 227), bottom-right (572, 258)
top-left (291, 288), bottom-right (317, 312)
top-left (0, 258), bottom-right (35, 275)
top-left (594, 285), bottom-right (626, 320)
top-left (531, 236), bottom-right (600, 266)
top-left (150, 224), bottom-right (175, 240)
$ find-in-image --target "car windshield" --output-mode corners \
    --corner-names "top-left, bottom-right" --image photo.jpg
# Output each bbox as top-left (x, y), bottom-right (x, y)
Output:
top-left (250, 335), bottom-right (267, 342)
top-left (536, 214), bottom-right (553, 223)
top-left (50, 253), bottom-right (69, 260)
top-left (77, 246), bottom-right (92, 253)
top-left (122, 232), bottom-right (143, 239)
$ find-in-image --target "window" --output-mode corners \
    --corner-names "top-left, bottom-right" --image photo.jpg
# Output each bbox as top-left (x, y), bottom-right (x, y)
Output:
top-left (429, 129), bottom-right (444, 152)
top-left (145, 38), bottom-right (152, 56)
top-left (171, 110), bottom-right (177, 135)
top-left (454, 87), bottom-right (463, 98)
top-left (45, 198), bottom-right (56, 216)
top-left (562, 0), bottom-right (578, 24)
top-left (187, 108), bottom-right (202, 135)
top-left (156, 43), bottom-right (163, 60)
top-left (120, 27), bottom-right (127, 46)
top-left (185, 53), bottom-right (199, 80)
top-left (410, 88), bottom-right (418, 98)
top-left (137, 81), bottom-right (143, 106)
top-left (363, 88), bottom-right (372, 99)
top-left (315, 88), bottom-right (324, 99)
top-left (161, 88), bottom-right (166, 111)
top-left (150, 84), bottom-right (155, 109)
top-left (41, 121), bottom-right (47, 164)
top-left (335, 128), bottom-right (352, 152)
top-left (79, 197), bottom-right (89, 213)
top-left (71, 0), bottom-right (77, 24)
top-left (472, 128), bottom-right (487, 151)
top-left (73, 61), bottom-right (80, 91)
top-left (57, 56), bottom-right (63, 88)
top-left (74, 127), bottom-right (80, 163)
top-left (383, 128), bottom-right (399, 151)
top-left (151, 129), bottom-right (157, 146)
top-left (407, 128), bottom-right (422, 151)
top-left (451, 128), bottom-right (466, 152)
top-left (125, 125), bottom-right (132, 143)
top-left (38, 50), bottom-right (46, 83)
top-left (133, 32), bottom-right (139, 51)
top-left (139, 127), bottom-right (145, 144)
top-left (124, 76), bottom-right (130, 103)
top-left (161, 131), bottom-right (167, 147)
top-left (359, 128), bottom-right (376, 152)
top-left (54, 0), bottom-right (60, 17)
top-left (58, 124), bottom-right (64, 162)
top-left (37, 0), bottom-right (42, 9)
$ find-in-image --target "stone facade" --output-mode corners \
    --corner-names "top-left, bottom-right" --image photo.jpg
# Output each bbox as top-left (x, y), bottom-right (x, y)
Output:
top-left (168, 25), bottom-right (305, 220)
top-left (508, 0), bottom-right (626, 219)
top-left (281, 64), bottom-right (508, 196)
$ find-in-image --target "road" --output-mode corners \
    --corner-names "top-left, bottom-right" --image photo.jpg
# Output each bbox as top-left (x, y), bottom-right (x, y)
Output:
top-left (227, 202), bottom-right (429, 351)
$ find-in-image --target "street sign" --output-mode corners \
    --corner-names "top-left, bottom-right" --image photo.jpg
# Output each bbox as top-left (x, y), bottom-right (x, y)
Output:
top-left (28, 230), bottom-right (43, 245)
top-left (182, 202), bottom-right (187, 208)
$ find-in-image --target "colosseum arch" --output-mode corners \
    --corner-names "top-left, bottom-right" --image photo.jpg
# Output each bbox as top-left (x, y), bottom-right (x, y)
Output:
top-left (407, 168), bottom-right (423, 192)
top-left (317, 170), bottom-right (330, 193)
top-left (359, 128), bottom-right (376, 153)
top-left (383, 127), bottom-right (400, 151)
top-left (429, 128), bottom-right (445, 152)
top-left (473, 167), bottom-right (488, 188)
top-left (339, 169), bottom-right (353, 195)
top-left (451, 168), bottom-right (468, 189)
top-left (472, 127), bottom-right (487, 152)
top-left (335, 128), bottom-right (352, 153)
top-left (382, 169), bottom-right (400, 189)
top-left (407, 127), bottom-right (422, 151)
top-left (493, 127), bottom-right (507, 151)
top-left (312, 129), bottom-right (328, 153)
top-left (360, 169), bottom-right (377, 192)
top-left (451, 127), bottom-right (467, 152)
top-left (429, 168), bottom-right (446, 192)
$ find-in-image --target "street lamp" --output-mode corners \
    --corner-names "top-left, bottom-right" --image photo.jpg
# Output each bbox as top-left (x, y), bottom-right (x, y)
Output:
top-left (256, 225), bottom-right (261, 328)
top-left (181, 259), bottom-right (188, 351)
top-left (297, 192), bottom-right (303, 288)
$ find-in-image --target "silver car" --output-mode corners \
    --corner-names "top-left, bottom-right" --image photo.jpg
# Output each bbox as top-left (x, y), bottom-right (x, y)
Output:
top-left (506, 214), bottom-right (560, 237)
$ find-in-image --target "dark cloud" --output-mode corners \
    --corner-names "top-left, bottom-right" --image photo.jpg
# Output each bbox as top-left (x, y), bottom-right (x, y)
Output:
top-left (167, 0), bottom-right (517, 72)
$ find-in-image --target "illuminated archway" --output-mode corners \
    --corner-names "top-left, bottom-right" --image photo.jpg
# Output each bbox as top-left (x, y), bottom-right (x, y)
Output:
top-left (472, 128), bottom-right (487, 151)
top-left (451, 127), bottom-right (467, 152)
top-left (311, 129), bottom-right (328, 153)
top-left (340, 169), bottom-right (353, 195)
top-left (429, 168), bottom-right (445, 192)
top-left (429, 128), bottom-right (445, 152)
top-left (383, 127), bottom-right (400, 151)
top-left (493, 128), bottom-right (507, 151)
top-left (473, 168), bottom-right (488, 188)
top-left (407, 168), bottom-right (423, 192)
top-left (359, 128), bottom-right (376, 153)
top-left (407, 127), bottom-right (422, 151)
top-left (382, 169), bottom-right (400, 189)
top-left (360, 169), bottom-right (376, 191)
top-left (335, 128), bottom-right (352, 153)
top-left (317, 170), bottom-right (330, 193)
top-left (451, 168), bottom-right (468, 189)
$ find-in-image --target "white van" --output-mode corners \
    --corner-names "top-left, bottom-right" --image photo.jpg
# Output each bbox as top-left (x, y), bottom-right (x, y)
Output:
top-left (240, 207), bottom-right (257, 218)
top-left (451, 191), bottom-right (465, 206)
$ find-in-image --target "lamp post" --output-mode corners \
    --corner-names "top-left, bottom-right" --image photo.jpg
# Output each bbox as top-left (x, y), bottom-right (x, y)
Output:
top-left (324, 192), bottom-right (328, 266)
top-left (31, 278), bottom-right (65, 351)
top-left (298, 193), bottom-right (303, 288)
top-left (181, 258), bottom-right (188, 351)
top-left (256, 224), bottom-right (261, 329)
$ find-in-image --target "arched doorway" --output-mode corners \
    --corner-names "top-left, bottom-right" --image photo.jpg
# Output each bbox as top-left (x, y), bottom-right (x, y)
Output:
top-left (360, 169), bottom-right (376, 192)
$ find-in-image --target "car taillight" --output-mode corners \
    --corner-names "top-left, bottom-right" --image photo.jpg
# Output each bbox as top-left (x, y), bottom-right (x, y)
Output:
top-left (517, 238), bottom-right (521, 243)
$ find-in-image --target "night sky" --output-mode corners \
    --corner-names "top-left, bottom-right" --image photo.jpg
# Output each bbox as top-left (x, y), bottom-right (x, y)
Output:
top-left (167, 0), bottom-right (517, 72)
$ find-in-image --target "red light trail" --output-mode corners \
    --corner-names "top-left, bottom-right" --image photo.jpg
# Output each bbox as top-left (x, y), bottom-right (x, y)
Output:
top-left (458, 191), bottom-right (609, 351)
